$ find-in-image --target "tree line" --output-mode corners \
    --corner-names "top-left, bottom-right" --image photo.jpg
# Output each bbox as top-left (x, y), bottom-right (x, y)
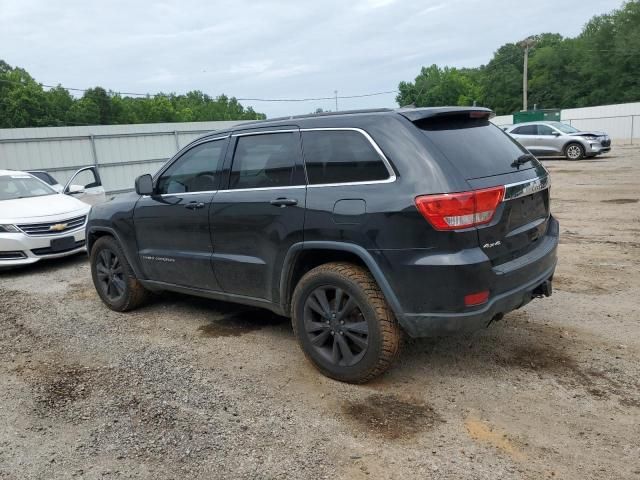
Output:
top-left (0, 62), bottom-right (266, 128)
top-left (396, 1), bottom-right (640, 115)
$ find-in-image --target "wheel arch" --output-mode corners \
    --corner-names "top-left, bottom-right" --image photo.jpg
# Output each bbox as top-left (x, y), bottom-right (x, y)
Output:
top-left (87, 226), bottom-right (145, 278)
top-left (279, 241), bottom-right (402, 318)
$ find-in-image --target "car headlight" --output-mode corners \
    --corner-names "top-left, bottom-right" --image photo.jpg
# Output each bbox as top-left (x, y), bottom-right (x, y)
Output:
top-left (0, 224), bottom-right (20, 233)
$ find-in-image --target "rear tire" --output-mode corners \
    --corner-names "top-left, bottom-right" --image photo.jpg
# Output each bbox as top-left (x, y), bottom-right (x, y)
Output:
top-left (90, 236), bottom-right (150, 312)
top-left (565, 142), bottom-right (585, 160)
top-left (291, 262), bottom-right (402, 383)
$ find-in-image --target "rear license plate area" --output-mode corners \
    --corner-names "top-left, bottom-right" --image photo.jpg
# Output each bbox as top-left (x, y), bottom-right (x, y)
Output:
top-left (50, 236), bottom-right (75, 252)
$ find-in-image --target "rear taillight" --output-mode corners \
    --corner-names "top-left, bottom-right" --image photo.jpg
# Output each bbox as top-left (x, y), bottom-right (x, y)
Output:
top-left (415, 185), bottom-right (505, 231)
top-left (464, 290), bottom-right (489, 306)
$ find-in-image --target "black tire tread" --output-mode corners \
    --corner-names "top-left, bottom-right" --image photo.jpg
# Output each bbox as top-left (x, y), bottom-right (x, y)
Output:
top-left (291, 261), bottom-right (402, 383)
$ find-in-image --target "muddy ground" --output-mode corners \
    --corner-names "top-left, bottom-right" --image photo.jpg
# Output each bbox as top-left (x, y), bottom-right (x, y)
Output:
top-left (1, 147), bottom-right (639, 479)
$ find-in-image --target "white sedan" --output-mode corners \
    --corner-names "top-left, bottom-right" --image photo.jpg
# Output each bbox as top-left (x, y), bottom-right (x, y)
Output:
top-left (0, 170), bottom-right (91, 268)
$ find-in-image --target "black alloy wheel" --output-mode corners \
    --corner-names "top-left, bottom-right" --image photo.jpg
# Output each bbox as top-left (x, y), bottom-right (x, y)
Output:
top-left (95, 248), bottom-right (126, 301)
top-left (303, 285), bottom-right (369, 367)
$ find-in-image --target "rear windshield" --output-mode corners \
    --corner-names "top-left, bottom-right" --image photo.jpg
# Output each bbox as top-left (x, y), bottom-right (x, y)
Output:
top-left (415, 117), bottom-right (532, 180)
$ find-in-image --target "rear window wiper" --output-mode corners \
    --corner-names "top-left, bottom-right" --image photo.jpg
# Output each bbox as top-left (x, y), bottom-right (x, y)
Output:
top-left (511, 153), bottom-right (536, 167)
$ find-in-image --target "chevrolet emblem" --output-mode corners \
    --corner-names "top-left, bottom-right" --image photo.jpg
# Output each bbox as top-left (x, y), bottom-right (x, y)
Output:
top-left (49, 223), bottom-right (68, 232)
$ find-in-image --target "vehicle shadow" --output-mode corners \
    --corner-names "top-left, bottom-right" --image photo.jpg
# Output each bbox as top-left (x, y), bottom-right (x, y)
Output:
top-left (149, 291), bottom-right (290, 338)
top-left (0, 252), bottom-right (87, 278)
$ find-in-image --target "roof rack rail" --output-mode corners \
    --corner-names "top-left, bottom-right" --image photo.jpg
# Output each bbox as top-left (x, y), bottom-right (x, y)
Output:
top-left (239, 108), bottom-right (393, 126)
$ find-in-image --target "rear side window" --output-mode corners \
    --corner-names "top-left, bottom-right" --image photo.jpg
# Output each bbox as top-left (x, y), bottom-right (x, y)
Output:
top-left (512, 125), bottom-right (537, 135)
top-left (416, 117), bottom-right (529, 180)
top-left (302, 130), bottom-right (390, 185)
top-left (157, 139), bottom-right (226, 194)
top-left (229, 132), bottom-right (299, 189)
top-left (29, 172), bottom-right (57, 185)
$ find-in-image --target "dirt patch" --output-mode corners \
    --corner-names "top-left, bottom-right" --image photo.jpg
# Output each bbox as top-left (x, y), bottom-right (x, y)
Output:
top-left (198, 310), bottom-right (287, 338)
top-left (549, 169), bottom-right (586, 174)
top-left (342, 394), bottom-right (443, 440)
top-left (498, 343), bottom-right (639, 406)
top-left (552, 274), bottom-right (610, 295)
top-left (465, 418), bottom-right (526, 461)
top-left (35, 365), bottom-right (94, 410)
top-left (601, 198), bottom-right (639, 204)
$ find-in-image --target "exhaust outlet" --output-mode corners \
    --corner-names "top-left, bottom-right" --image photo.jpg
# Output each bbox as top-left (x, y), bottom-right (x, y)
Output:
top-left (532, 280), bottom-right (552, 298)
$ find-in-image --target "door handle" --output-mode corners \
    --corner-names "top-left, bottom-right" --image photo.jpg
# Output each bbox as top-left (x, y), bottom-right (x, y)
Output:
top-left (270, 198), bottom-right (298, 207)
top-left (185, 201), bottom-right (205, 210)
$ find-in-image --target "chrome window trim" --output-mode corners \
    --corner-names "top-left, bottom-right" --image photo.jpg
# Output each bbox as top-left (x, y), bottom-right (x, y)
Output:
top-left (148, 190), bottom-right (219, 198)
top-left (300, 127), bottom-right (397, 188)
top-left (503, 175), bottom-right (550, 201)
top-left (232, 129), bottom-right (298, 137)
top-left (217, 185), bottom-right (306, 193)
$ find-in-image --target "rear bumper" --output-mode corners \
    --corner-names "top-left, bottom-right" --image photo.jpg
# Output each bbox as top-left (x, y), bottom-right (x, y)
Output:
top-left (397, 263), bottom-right (555, 337)
top-left (377, 216), bottom-right (559, 337)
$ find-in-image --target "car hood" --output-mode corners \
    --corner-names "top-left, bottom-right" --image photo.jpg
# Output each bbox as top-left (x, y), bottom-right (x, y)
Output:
top-left (0, 193), bottom-right (90, 223)
top-left (568, 130), bottom-right (607, 137)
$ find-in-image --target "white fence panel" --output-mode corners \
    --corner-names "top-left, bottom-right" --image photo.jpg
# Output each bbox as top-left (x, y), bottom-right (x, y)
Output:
top-left (561, 102), bottom-right (640, 144)
top-left (0, 121), bottom-right (243, 193)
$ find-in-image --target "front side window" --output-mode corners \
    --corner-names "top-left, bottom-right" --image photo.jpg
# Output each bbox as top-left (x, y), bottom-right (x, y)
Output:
top-left (537, 125), bottom-right (555, 136)
top-left (0, 174), bottom-right (56, 201)
top-left (156, 140), bottom-right (226, 194)
top-left (229, 132), bottom-right (299, 189)
top-left (549, 122), bottom-right (579, 134)
top-left (302, 130), bottom-right (390, 185)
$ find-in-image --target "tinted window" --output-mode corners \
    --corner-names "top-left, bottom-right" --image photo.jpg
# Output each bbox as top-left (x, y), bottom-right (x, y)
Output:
top-left (416, 117), bottom-right (531, 179)
top-left (157, 140), bottom-right (226, 194)
top-left (302, 130), bottom-right (389, 185)
top-left (29, 171), bottom-right (58, 185)
top-left (513, 125), bottom-right (537, 135)
top-left (537, 125), bottom-right (555, 135)
top-left (229, 132), bottom-right (298, 189)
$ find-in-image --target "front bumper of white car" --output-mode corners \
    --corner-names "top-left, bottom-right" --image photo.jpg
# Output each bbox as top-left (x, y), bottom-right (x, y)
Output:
top-left (0, 215), bottom-right (88, 267)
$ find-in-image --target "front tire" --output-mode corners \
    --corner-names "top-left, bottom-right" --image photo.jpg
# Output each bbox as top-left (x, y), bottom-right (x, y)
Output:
top-left (291, 262), bottom-right (402, 383)
top-left (90, 236), bottom-right (150, 312)
top-left (565, 142), bottom-right (585, 160)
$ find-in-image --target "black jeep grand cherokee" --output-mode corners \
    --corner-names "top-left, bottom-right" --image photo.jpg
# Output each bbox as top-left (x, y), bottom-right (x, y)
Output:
top-left (87, 107), bottom-right (557, 383)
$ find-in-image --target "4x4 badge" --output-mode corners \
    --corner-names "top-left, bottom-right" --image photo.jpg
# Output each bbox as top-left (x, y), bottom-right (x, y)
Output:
top-left (483, 240), bottom-right (502, 249)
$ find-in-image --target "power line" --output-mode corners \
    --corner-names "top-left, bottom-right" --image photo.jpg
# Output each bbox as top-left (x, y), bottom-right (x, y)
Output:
top-left (237, 90), bottom-right (398, 102)
top-left (0, 78), bottom-right (398, 102)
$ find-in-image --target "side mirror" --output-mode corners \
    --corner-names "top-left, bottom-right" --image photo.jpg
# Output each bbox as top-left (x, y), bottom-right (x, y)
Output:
top-left (552, 132), bottom-right (561, 137)
top-left (135, 174), bottom-right (154, 196)
top-left (67, 184), bottom-right (85, 195)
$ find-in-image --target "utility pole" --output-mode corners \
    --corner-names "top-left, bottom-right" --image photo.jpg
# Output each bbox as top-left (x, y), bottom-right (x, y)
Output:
top-left (334, 90), bottom-right (338, 112)
top-left (519, 36), bottom-right (536, 111)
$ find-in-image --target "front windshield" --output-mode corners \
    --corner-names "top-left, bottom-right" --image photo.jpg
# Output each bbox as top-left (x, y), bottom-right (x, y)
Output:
top-left (548, 121), bottom-right (579, 134)
top-left (0, 174), bottom-right (56, 201)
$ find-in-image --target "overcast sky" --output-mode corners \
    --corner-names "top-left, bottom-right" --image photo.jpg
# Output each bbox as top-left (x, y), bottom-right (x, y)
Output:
top-left (0, 0), bottom-right (624, 118)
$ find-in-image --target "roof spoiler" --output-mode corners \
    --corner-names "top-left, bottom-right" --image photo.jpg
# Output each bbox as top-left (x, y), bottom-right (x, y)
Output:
top-left (396, 106), bottom-right (495, 122)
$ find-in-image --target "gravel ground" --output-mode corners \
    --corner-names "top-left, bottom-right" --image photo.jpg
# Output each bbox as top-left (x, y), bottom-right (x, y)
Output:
top-left (1, 146), bottom-right (639, 479)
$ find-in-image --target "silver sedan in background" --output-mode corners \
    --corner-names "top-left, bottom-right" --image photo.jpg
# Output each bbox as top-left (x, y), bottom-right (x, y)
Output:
top-left (506, 121), bottom-right (611, 160)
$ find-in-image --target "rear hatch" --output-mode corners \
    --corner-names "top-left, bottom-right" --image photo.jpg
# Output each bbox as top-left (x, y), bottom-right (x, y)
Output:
top-left (408, 109), bottom-right (551, 266)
